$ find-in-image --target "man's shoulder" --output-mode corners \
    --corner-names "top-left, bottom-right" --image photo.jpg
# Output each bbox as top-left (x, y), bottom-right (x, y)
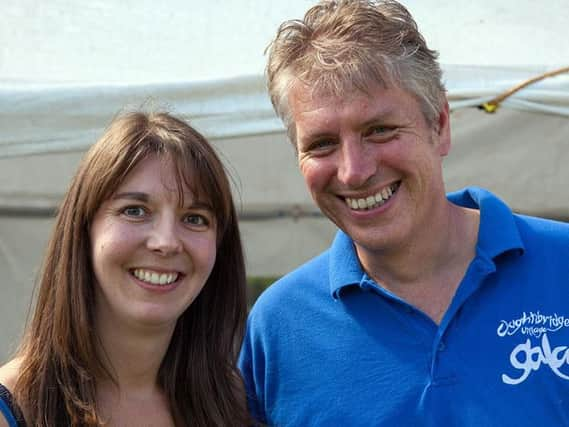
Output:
top-left (279, 249), bottom-right (331, 284)
top-left (248, 249), bottom-right (332, 322)
top-left (257, 249), bottom-right (331, 299)
top-left (515, 213), bottom-right (569, 244)
top-left (450, 186), bottom-right (569, 247)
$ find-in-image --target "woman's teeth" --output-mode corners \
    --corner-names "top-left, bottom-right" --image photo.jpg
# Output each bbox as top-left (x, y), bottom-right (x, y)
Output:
top-left (132, 269), bottom-right (179, 285)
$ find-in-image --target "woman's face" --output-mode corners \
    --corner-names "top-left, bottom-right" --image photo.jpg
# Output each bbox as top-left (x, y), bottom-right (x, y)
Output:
top-left (90, 154), bottom-right (218, 332)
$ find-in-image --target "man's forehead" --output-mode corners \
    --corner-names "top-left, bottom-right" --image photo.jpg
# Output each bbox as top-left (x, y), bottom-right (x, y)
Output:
top-left (290, 80), bottom-right (407, 117)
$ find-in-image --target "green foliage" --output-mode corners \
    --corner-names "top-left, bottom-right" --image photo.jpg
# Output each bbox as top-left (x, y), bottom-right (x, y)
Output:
top-left (247, 276), bottom-right (280, 309)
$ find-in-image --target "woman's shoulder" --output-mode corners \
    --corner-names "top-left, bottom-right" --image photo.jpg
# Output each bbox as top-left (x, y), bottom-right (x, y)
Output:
top-left (0, 358), bottom-right (25, 427)
top-left (0, 358), bottom-right (22, 391)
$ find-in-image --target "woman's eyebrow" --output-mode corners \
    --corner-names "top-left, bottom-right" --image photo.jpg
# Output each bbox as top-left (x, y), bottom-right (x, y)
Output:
top-left (187, 200), bottom-right (214, 211)
top-left (111, 192), bottom-right (213, 211)
top-left (111, 192), bottom-right (149, 202)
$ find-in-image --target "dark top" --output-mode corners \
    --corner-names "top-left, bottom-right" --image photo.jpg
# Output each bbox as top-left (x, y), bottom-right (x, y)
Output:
top-left (0, 383), bottom-right (26, 427)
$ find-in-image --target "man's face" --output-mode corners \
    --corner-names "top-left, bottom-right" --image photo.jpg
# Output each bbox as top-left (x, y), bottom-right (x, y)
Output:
top-left (290, 82), bottom-right (451, 257)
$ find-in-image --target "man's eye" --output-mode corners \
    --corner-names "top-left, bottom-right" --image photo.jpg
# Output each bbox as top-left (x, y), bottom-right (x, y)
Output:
top-left (305, 139), bottom-right (336, 153)
top-left (122, 206), bottom-right (147, 217)
top-left (369, 126), bottom-right (390, 135)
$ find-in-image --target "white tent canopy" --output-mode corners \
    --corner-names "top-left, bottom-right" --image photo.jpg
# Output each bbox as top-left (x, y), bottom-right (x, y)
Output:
top-left (1, 0), bottom-right (568, 360)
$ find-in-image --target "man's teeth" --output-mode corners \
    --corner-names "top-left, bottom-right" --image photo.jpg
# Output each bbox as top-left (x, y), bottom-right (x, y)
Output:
top-left (346, 183), bottom-right (398, 211)
top-left (132, 269), bottom-right (179, 286)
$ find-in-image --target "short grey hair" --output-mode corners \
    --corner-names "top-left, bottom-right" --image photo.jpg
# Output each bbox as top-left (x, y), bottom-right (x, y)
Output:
top-left (266, 0), bottom-right (446, 144)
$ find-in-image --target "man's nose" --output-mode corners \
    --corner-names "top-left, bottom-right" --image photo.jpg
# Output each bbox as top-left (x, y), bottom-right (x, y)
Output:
top-left (147, 215), bottom-right (183, 256)
top-left (338, 140), bottom-right (377, 188)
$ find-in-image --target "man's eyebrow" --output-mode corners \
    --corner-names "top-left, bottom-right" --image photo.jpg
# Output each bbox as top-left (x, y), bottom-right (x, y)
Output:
top-left (301, 130), bottom-right (334, 143)
top-left (300, 110), bottom-right (398, 141)
top-left (111, 192), bottom-right (149, 202)
top-left (361, 107), bottom-right (399, 124)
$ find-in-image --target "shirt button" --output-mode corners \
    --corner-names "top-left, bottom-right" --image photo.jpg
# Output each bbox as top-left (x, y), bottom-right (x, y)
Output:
top-left (438, 342), bottom-right (446, 352)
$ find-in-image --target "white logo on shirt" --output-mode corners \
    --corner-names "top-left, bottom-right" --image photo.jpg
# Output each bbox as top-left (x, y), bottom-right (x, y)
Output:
top-left (497, 311), bottom-right (569, 385)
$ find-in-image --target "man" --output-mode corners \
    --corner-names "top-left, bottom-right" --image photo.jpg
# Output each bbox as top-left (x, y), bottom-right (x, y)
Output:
top-left (239, 1), bottom-right (569, 425)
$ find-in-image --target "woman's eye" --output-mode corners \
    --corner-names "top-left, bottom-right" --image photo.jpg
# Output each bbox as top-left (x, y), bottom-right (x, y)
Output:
top-left (122, 206), bottom-right (147, 217)
top-left (184, 214), bottom-right (210, 227)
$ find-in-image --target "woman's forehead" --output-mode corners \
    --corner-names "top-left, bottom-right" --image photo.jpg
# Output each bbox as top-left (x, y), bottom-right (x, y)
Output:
top-left (114, 154), bottom-right (213, 207)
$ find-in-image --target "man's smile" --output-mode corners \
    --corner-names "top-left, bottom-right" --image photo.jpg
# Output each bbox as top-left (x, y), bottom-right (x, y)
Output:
top-left (344, 182), bottom-right (400, 211)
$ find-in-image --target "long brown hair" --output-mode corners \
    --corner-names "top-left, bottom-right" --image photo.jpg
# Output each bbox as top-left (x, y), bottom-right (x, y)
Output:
top-left (14, 111), bottom-right (250, 426)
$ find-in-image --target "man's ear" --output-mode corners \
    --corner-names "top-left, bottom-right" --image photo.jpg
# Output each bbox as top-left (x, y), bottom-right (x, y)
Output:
top-left (435, 101), bottom-right (451, 157)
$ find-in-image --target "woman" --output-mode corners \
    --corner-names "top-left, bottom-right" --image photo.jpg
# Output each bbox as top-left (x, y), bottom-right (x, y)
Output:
top-left (0, 112), bottom-right (250, 426)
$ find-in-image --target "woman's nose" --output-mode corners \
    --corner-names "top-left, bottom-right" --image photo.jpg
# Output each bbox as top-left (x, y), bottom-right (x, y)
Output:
top-left (146, 215), bottom-right (183, 256)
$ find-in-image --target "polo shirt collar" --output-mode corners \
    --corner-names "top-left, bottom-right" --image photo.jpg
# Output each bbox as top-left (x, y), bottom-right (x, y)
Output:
top-left (329, 186), bottom-right (525, 299)
top-left (329, 230), bottom-right (366, 299)
top-left (447, 186), bottom-right (525, 259)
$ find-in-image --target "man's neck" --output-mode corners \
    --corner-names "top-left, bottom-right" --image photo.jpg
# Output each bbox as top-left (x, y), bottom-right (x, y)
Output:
top-left (357, 201), bottom-right (480, 324)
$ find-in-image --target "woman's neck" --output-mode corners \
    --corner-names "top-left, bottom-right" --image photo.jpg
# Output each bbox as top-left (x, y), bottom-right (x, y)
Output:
top-left (93, 317), bottom-right (176, 426)
top-left (94, 314), bottom-right (175, 393)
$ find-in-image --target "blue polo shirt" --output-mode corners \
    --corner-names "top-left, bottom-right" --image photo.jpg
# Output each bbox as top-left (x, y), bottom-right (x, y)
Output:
top-left (239, 187), bottom-right (569, 426)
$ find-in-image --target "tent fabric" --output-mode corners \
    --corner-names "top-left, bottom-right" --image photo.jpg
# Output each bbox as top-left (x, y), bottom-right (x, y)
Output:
top-left (1, 64), bottom-right (567, 221)
top-left (1, 65), bottom-right (568, 159)
top-left (0, 76), bottom-right (281, 158)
